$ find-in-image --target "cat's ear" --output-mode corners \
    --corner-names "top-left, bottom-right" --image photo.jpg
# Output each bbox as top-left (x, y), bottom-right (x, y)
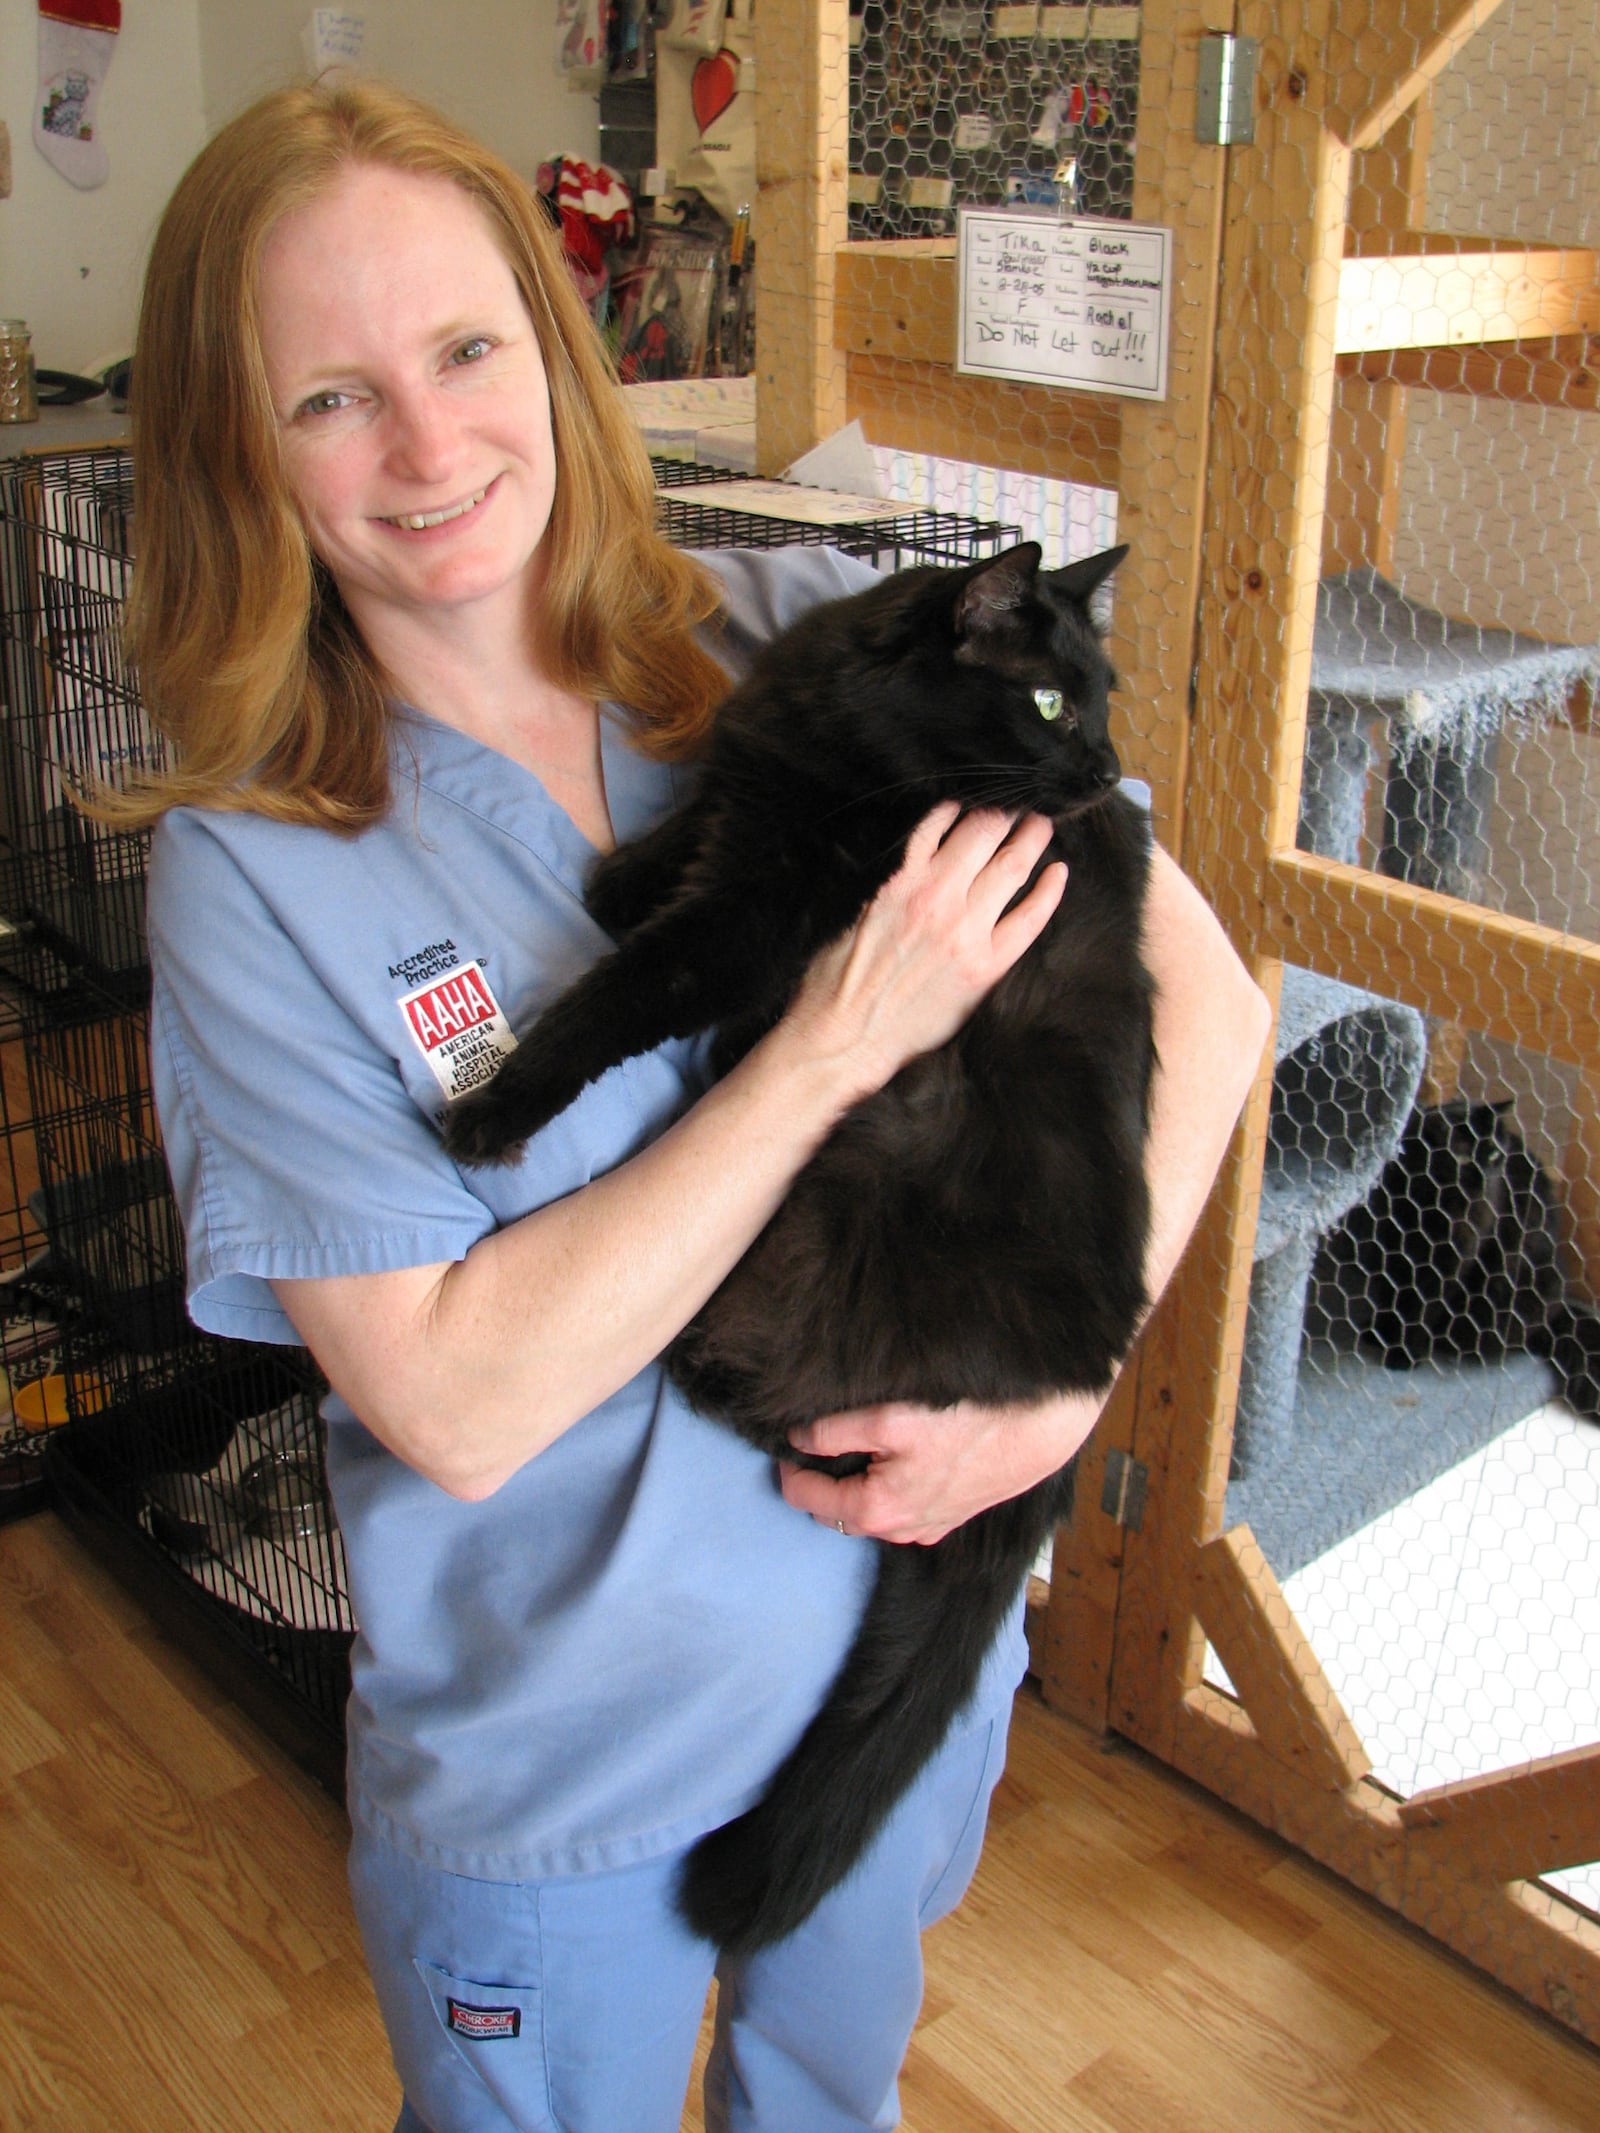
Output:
top-left (955, 543), bottom-right (1043, 638)
top-left (1049, 543), bottom-right (1130, 606)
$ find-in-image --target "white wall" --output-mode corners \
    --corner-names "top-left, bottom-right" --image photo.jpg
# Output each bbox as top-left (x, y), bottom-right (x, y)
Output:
top-left (0, 1), bottom-right (595, 378)
top-left (1391, 0), bottom-right (1600, 646)
top-left (0, 0), bottom-right (207, 373)
top-left (197, 1), bottom-right (598, 178)
top-left (1426, 0), bottom-right (1600, 252)
top-left (1387, 0), bottom-right (1600, 1157)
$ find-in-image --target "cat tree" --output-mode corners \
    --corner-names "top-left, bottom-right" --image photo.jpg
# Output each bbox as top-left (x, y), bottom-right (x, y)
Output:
top-left (751, 0), bottom-right (1600, 2042)
top-left (1228, 569), bottom-right (1600, 1575)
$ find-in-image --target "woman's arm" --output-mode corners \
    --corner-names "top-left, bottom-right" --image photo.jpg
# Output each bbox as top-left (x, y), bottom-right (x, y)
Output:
top-left (273, 805), bottom-right (1066, 1499)
top-left (778, 843), bottom-right (1272, 1543)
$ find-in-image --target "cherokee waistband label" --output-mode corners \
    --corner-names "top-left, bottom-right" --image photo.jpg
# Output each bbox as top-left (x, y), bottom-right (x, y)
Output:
top-left (446, 1998), bottom-right (522, 2041)
top-left (398, 961), bottom-right (518, 1101)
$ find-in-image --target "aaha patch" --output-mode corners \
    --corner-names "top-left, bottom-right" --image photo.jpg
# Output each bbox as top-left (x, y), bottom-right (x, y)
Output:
top-left (399, 962), bottom-right (519, 1101)
top-left (446, 1997), bottom-right (521, 2041)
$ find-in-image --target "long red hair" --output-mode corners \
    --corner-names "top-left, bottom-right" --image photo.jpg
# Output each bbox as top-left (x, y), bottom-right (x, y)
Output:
top-left (104, 76), bottom-right (725, 830)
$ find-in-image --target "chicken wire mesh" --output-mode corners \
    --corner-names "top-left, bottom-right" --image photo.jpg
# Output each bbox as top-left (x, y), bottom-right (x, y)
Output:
top-left (849, 1), bottom-right (1141, 238)
top-left (1177, 0), bottom-right (1600, 1941)
top-left (761, 0), bottom-right (1600, 1993)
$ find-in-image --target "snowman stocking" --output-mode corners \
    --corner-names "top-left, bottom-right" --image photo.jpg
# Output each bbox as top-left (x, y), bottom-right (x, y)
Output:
top-left (34, 0), bottom-right (121, 191)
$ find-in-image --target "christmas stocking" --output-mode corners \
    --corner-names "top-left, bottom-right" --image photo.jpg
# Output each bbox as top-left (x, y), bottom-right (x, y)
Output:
top-left (34, 0), bottom-right (121, 191)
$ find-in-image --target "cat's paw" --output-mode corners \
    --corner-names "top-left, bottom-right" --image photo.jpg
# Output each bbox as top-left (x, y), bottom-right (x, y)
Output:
top-left (440, 1086), bottom-right (536, 1168)
top-left (441, 1038), bottom-right (582, 1166)
top-left (584, 862), bottom-right (654, 939)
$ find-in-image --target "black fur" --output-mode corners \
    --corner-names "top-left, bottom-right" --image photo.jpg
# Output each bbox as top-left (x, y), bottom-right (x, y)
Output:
top-left (1314, 1098), bottom-right (1600, 1421)
top-left (443, 543), bottom-right (1157, 1952)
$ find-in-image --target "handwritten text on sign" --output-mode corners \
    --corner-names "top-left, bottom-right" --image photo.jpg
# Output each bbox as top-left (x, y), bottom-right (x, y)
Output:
top-left (956, 210), bottom-right (1172, 400)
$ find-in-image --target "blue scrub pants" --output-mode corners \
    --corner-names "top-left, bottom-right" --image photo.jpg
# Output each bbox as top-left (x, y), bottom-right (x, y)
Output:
top-left (348, 1705), bottom-right (1011, 2132)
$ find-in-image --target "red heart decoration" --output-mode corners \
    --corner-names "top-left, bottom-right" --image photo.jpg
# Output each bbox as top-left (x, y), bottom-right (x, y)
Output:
top-left (691, 49), bottom-right (739, 134)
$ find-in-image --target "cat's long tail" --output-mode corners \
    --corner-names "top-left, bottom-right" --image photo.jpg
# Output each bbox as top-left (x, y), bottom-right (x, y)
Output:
top-left (677, 1471), bottom-right (1069, 1959)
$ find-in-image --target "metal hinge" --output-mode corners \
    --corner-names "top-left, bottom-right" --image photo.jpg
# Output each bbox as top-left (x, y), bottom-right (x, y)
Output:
top-left (1100, 1448), bottom-right (1148, 1531)
top-left (1196, 33), bottom-right (1259, 146)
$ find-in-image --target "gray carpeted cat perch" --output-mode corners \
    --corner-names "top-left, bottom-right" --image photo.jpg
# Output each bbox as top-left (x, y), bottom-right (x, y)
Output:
top-left (1232, 968), bottom-right (1426, 1483)
top-left (1221, 571), bottom-right (1597, 1578)
top-left (1225, 972), bottom-right (1566, 1581)
top-left (1299, 567), bottom-right (1600, 895)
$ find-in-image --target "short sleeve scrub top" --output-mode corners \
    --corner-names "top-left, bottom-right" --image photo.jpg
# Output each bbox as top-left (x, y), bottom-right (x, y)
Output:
top-left (147, 545), bottom-right (1032, 1885)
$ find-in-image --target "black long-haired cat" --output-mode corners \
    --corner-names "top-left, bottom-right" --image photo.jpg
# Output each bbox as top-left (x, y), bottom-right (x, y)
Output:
top-left (443, 541), bottom-right (1156, 1955)
top-left (1314, 1098), bottom-right (1600, 1419)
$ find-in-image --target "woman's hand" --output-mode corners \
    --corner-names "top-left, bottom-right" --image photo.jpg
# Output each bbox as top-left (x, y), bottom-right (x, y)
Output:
top-left (781, 802), bottom-right (1067, 1104)
top-left (780, 1389), bottom-right (1106, 1545)
top-left (769, 806), bottom-right (1081, 1542)
top-left (776, 841), bottom-right (1274, 1550)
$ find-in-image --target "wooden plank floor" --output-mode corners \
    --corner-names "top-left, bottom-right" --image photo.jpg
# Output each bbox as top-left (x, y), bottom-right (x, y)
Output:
top-left (3, 1511), bottom-right (1596, 2131)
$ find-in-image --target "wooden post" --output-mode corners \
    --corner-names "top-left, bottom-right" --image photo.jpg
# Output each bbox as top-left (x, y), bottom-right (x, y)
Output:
top-left (1191, 1525), bottom-right (1372, 1790)
top-left (1109, 0), bottom-right (1353, 1753)
top-left (1399, 1740), bottom-right (1600, 1882)
top-left (1037, 0), bottom-right (1237, 1733)
top-left (1324, 95), bottom-right (1432, 580)
top-left (752, 0), bottom-right (851, 474)
top-left (1105, 0), bottom-right (1238, 853)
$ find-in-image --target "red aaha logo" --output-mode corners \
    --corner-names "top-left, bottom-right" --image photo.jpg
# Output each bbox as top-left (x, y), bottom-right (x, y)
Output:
top-left (403, 965), bottom-right (499, 1052)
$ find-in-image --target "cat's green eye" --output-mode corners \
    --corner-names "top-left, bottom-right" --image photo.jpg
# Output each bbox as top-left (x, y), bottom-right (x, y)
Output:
top-left (1034, 688), bottom-right (1064, 721)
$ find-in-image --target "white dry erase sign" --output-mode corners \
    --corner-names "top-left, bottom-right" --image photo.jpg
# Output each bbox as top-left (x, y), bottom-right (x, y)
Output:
top-left (956, 208), bottom-right (1172, 401)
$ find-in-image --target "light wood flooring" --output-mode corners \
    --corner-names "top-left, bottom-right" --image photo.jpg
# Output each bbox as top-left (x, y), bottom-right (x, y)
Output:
top-left (2, 1509), bottom-right (1595, 2131)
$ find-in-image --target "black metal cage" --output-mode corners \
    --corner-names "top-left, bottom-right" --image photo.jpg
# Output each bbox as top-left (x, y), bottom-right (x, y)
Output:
top-left (0, 445), bottom-right (346, 1784)
top-left (0, 439), bottom-right (1024, 1791)
top-left (651, 453), bottom-right (1025, 570)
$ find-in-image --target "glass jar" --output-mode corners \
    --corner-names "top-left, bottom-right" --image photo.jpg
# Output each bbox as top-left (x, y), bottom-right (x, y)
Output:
top-left (0, 320), bottom-right (39, 423)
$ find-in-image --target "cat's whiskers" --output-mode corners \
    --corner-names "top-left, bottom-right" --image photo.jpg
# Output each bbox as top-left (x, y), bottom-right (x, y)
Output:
top-left (816, 766), bottom-right (1058, 827)
top-left (813, 772), bottom-right (1060, 871)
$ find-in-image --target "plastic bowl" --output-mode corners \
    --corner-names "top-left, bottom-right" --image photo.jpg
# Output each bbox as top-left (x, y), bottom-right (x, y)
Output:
top-left (12, 1371), bottom-right (108, 1431)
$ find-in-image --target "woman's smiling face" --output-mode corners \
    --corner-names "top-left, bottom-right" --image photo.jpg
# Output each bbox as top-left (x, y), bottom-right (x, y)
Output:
top-left (257, 162), bottom-right (558, 640)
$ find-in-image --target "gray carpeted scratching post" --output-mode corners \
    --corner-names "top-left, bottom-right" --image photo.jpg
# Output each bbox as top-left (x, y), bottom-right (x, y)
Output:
top-left (1233, 968), bottom-right (1427, 1482)
top-left (1223, 572), bottom-right (1597, 1574)
top-left (1309, 567), bottom-right (1600, 752)
top-left (1297, 693), bottom-right (1374, 866)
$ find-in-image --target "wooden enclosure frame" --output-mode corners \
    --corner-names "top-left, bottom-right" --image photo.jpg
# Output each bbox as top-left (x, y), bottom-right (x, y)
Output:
top-left (755, 0), bottom-right (1600, 2043)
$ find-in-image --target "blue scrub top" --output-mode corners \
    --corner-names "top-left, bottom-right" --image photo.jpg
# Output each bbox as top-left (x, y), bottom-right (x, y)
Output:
top-left (148, 545), bottom-right (1032, 1880)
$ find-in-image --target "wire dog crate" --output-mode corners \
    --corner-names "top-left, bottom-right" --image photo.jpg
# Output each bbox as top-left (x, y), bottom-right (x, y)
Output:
top-left (0, 441), bottom-right (1023, 1790)
top-left (0, 933), bottom-right (81, 1527)
top-left (0, 444), bottom-right (348, 1788)
top-left (24, 967), bottom-right (350, 1784)
top-left (651, 454), bottom-right (1026, 569)
top-left (0, 448), bottom-right (150, 985)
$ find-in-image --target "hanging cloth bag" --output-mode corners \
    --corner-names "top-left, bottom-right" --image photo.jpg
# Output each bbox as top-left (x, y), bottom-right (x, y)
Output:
top-left (656, 0), bottom-right (754, 229)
